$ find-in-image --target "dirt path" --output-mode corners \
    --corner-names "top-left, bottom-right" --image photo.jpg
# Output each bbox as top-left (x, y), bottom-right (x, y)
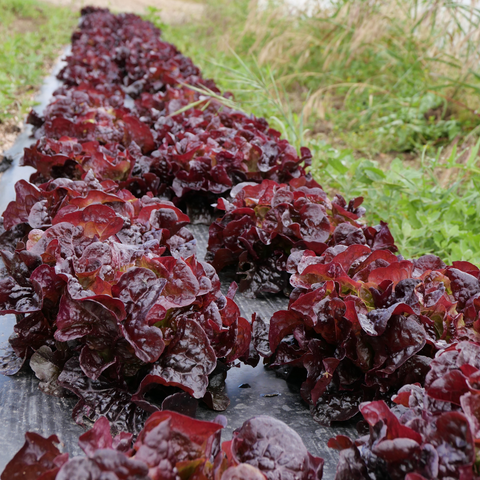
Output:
top-left (44, 0), bottom-right (204, 24)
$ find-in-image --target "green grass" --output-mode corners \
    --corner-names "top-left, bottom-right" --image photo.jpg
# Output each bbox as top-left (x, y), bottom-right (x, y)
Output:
top-left (310, 139), bottom-right (480, 264)
top-left (0, 0), bottom-right (77, 123)
top-left (148, 0), bottom-right (480, 265)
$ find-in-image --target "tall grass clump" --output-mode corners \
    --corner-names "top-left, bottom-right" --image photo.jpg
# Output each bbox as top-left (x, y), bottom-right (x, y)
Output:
top-left (161, 0), bottom-right (480, 155)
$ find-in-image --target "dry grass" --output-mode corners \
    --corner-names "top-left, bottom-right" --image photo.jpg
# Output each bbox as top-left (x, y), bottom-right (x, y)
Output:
top-left (183, 0), bottom-right (480, 155)
top-left (249, 1), bottom-right (480, 124)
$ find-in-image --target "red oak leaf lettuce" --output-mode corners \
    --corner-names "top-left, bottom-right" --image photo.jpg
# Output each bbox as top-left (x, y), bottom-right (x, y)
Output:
top-left (1, 411), bottom-right (324, 480)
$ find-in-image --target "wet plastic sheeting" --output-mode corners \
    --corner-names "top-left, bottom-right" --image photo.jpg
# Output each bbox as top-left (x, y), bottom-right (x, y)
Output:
top-left (0, 53), bottom-right (355, 478)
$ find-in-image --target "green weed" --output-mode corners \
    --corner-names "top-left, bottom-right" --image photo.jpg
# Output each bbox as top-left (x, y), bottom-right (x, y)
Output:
top-left (310, 139), bottom-right (480, 263)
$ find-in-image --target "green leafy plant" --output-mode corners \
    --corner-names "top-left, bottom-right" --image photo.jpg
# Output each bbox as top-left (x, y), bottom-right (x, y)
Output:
top-left (310, 139), bottom-right (480, 263)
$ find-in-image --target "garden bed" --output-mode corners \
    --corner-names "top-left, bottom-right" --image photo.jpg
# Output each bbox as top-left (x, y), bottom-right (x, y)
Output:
top-left (1, 8), bottom-right (479, 480)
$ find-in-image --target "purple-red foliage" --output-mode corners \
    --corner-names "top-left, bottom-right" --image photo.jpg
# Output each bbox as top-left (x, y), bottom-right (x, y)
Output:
top-left (0, 173), bottom-right (252, 431)
top-left (261, 247), bottom-right (480, 424)
top-left (0, 7), bottom-right (308, 431)
top-left (139, 92), bottom-right (313, 204)
top-left (27, 8), bottom-right (311, 204)
top-left (6, 7), bottom-right (480, 477)
top-left (206, 178), bottom-right (396, 296)
top-left (330, 340), bottom-right (480, 479)
top-left (1, 412), bottom-right (324, 480)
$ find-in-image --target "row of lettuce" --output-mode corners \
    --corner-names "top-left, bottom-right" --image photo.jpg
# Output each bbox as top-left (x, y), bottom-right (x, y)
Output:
top-left (2, 412), bottom-right (324, 480)
top-left (0, 6), bottom-right (479, 480)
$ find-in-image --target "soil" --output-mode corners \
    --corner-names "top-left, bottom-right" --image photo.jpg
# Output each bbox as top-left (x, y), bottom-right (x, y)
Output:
top-left (8, 17), bottom-right (40, 34)
top-left (0, 120), bottom-right (22, 161)
top-left (43, 0), bottom-right (204, 24)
